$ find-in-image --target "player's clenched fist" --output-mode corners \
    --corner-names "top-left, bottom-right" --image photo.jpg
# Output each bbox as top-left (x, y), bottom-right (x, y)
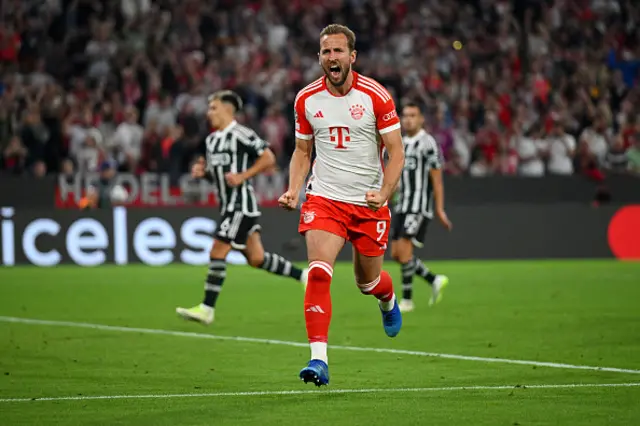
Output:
top-left (365, 190), bottom-right (386, 212)
top-left (278, 190), bottom-right (299, 211)
top-left (191, 156), bottom-right (206, 179)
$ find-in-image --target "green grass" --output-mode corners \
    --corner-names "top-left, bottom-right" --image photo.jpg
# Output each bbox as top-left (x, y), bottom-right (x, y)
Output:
top-left (0, 260), bottom-right (639, 425)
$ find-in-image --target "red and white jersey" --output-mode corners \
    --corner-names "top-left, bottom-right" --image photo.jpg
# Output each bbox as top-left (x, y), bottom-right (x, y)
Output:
top-left (294, 72), bottom-right (400, 206)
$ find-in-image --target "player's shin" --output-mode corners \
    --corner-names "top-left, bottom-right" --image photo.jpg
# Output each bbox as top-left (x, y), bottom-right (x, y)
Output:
top-left (260, 252), bottom-right (303, 280)
top-left (413, 256), bottom-right (437, 284)
top-left (304, 261), bottom-right (333, 363)
top-left (357, 270), bottom-right (396, 311)
top-left (203, 258), bottom-right (226, 308)
top-left (401, 259), bottom-right (416, 300)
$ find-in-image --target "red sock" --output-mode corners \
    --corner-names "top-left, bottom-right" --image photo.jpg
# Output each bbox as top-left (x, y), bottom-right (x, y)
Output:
top-left (304, 261), bottom-right (333, 343)
top-left (357, 270), bottom-right (394, 302)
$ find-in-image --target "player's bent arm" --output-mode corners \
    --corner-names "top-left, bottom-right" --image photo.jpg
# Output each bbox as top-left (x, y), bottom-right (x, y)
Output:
top-left (240, 147), bottom-right (276, 181)
top-left (288, 137), bottom-right (313, 194)
top-left (380, 128), bottom-right (405, 202)
top-left (429, 168), bottom-right (446, 213)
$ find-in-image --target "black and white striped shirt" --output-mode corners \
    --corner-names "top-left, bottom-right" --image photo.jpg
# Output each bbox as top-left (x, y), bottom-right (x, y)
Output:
top-left (394, 129), bottom-right (442, 218)
top-left (205, 120), bottom-right (267, 217)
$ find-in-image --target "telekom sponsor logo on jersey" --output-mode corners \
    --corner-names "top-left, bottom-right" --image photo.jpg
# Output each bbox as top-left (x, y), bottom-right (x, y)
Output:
top-left (383, 110), bottom-right (397, 121)
top-left (349, 104), bottom-right (365, 120)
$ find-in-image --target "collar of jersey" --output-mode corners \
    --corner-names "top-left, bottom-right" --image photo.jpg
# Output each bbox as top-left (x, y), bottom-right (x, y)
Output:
top-left (323, 71), bottom-right (358, 97)
top-left (218, 120), bottom-right (238, 134)
top-left (404, 128), bottom-right (427, 143)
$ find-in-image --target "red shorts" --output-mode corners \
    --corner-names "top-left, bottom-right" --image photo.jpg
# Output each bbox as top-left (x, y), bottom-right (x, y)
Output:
top-left (298, 195), bottom-right (390, 256)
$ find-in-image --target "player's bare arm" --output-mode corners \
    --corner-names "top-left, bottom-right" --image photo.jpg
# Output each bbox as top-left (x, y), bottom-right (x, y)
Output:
top-left (279, 138), bottom-right (312, 210)
top-left (366, 128), bottom-right (404, 211)
top-left (429, 167), bottom-right (453, 230)
top-left (225, 148), bottom-right (276, 187)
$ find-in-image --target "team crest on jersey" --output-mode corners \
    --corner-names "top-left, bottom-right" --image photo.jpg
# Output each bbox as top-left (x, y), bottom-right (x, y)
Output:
top-left (303, 211), bottom-right (316, 224)
top-left (349, 104), bottom-right (365, 120)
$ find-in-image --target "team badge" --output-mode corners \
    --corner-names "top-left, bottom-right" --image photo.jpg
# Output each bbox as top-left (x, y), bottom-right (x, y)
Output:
top-left (303, 211), bottom-right (316, 224)
top-left (349, 104), bottom-right (365, 120)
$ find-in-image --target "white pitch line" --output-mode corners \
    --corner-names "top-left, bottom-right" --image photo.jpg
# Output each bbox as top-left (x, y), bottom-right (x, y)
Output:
top-left (1, 316), bottom-right (640, 375)
top-left (1, 383), bottom-right (639, 403)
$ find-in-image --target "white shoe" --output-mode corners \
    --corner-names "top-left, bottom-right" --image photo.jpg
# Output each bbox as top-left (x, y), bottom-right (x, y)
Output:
top-left (429, 275), bottom-right (449, 306)
top-left (300, 268), bottom-right (309, 290)
top-left (176, 304), bottom-right (214, 325)
top-left (398, 299), bottom-right (414, 313)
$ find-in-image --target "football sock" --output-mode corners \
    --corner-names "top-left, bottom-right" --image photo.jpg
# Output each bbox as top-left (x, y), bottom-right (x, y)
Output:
top-left (203, 257), bottom-right (226, 308)
top-left (414, 256), bottom-right (436, 285)
top-left (260, 252), bottom-right (303, 280)
top-left (304, 261), bottom-right (333, 363)
top-left (401, 259), bottom-right (417, 300)
top-left (358, 270), bottom-right (396, 311)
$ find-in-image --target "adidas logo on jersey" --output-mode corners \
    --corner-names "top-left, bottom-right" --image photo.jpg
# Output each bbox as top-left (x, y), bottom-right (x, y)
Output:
top-left (314, 111), bottom-right (324, 118)
top-left (306, 305), bottom-right (326, 313)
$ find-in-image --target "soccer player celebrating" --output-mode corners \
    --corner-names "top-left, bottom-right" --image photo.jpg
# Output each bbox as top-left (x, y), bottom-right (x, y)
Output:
top-left (177, 90), bottom-right (308, 325)
top-left (390, 103), bottom-right (452, 313)
top-left (279, 24), bottom-right (405, 386)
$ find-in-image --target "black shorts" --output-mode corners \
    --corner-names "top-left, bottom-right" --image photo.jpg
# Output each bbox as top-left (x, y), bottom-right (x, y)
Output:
top-left (214, 211), bottom-right (262, 250)
top-left (391, 213), bottom-right (429, 248)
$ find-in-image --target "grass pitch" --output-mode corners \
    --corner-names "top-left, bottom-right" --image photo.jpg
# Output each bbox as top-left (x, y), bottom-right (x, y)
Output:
top-left (1, 260), bottom-right (639, 425)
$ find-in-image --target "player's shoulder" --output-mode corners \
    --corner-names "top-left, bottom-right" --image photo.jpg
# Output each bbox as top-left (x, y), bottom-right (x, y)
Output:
top-left (233, 123), bottom-right (260, 141)
top-left (295, 77), bottom-right (325, 105)
top-left (420, 132), bottom-right (439, 151)
top-left (354, 73), bottom-right (393, 104)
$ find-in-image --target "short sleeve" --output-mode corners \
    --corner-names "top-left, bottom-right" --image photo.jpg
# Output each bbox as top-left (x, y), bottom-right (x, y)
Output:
top-left (374, 96), bottom-right (401, 135)
top-left (423, 135), bottom-right (442, 169)
top-left (294, 95), bottom-right (313, 140)
top-left (237, 129), bottom-right (268, 159)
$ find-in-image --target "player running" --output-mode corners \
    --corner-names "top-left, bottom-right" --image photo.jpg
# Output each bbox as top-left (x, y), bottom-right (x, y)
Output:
top-left (279, 24), bottom-right (405, 386)
top-left (177, 90), bottom-right (308, 325)
top-left (390, 103), bottom-right (452, 313)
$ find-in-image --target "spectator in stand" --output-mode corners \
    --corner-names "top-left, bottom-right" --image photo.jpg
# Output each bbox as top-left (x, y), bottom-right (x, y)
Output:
top-left (0, 0), bottom-right (638, 183)
top-left (110, 106), bottom-right (144, 172)
top-left (579, 114), bottom-right (610, 167)
top-left (604, 135), bottom-right (629, 173)
top-left (2, 135), bottom-right (27, 174)
top-left (543, 118), bottom-right (576, 176)
top-left (260, 103), bottom-right (289, 167)
top-left (627, 134), bottom-right (640, 175)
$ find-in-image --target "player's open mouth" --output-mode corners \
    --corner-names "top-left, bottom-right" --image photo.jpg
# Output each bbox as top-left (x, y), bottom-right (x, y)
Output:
top-left (329, 65), bottom-right (341, 79)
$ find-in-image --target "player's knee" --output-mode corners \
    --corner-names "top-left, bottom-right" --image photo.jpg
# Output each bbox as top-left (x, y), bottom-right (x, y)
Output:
top-left (390, 243), bottom-right (401, 262)
top-left (210, 240), bottom-right (231, 259)
top-left (246, 252), bottom-right (264, 268)
top-left (393, 240), bottom-right (413, 263)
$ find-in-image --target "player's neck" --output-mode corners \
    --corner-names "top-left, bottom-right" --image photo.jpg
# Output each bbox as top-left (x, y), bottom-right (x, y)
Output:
top-left (218, 118), bottom-right (236, 131)
top-left (405, 129), bottom-right (422, 138)
top-left (326, 71), bottom-right (354, 96)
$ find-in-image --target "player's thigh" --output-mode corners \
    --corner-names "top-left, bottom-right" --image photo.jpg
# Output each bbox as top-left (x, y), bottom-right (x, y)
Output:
top-left (215, 210), bottom-right (259, 250)
top-left (305, 230), bottom-right (345, 266)
top-left (299, 195), bottom-right (348, 265)
top-left (242, 229), bottom-right (265, 268)
top-left (349, 206), bottom-right (391, 283)
top-left (352, 249), bottom-right (384, 284)
top-left (210, 239), bottom-right (232, 259)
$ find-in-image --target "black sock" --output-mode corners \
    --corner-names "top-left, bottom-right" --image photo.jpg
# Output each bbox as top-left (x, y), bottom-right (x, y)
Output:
top-left (401, 259), bottom-right (417, 300)
top-left (414, 256), bottom-right (436, 285)
top-left (260, 252), bottom-right (303, 281)
top-left (203, 258), bottom-right (226, 308)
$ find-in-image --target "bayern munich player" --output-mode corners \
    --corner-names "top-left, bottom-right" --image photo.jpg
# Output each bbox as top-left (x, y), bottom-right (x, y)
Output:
top-left (279, 24), bottom-right (405, 386)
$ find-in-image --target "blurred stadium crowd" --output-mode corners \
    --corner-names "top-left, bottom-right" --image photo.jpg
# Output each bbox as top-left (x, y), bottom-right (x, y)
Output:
top-left (1, 0), bottom-right (640, 180)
